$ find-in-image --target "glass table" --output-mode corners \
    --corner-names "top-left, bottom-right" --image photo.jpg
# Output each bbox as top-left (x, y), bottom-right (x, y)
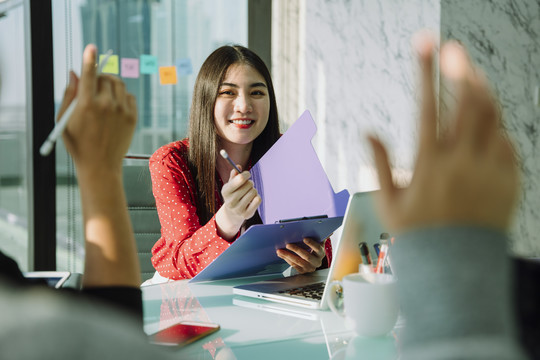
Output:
top-left (142, 276), bottom-right (401, 359)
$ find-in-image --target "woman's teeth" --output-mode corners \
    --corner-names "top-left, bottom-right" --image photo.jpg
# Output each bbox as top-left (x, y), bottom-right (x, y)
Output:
top-left (230, 120), bottom-right (253, 125)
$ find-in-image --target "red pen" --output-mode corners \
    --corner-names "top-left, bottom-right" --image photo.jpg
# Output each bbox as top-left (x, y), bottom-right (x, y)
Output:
top-left (375, 241), bottom-right (389, 274)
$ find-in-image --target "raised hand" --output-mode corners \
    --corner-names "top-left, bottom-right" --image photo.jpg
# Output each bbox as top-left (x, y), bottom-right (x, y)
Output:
top-left (57, 44), bottom-right (140, 287)
top-left (369, 34), bottom-right (520, 234)
top-left (58, 44), bottom-right (137, 176)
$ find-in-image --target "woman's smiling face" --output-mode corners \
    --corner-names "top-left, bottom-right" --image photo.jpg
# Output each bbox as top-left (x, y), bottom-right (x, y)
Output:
top-left (213, 63), bottom-right (270, 149)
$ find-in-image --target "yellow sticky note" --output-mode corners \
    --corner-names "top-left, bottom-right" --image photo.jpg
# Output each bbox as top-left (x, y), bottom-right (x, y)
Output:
top-left (99, 54), bottom-right (119, 74)
top-left (159, 66), bottom-right (178, 85)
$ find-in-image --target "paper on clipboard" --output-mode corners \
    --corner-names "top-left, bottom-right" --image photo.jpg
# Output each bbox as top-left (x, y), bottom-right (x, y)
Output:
top-left (190, 110), bottom-right (349, 283)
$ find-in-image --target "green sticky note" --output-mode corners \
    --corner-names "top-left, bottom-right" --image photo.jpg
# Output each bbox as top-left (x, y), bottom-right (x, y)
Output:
top-left (99, 54), bottom-right (119, 74)
top-left (140, 54), bottom-right (158, 74)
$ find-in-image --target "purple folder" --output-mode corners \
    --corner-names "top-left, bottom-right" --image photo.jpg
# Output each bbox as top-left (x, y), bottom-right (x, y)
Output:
top-left (190, 110), bottom-right (349, 282)
top-left (251, 110), bottom-right (349, 224)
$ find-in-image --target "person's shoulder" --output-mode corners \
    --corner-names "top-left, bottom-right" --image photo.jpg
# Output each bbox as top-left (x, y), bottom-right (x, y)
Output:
top-left (0, 251), bottom-right (27, 285)
top-left (149, 139), bottom-right (193, 178)
top-left (150, 139), bottom-right (189, 164)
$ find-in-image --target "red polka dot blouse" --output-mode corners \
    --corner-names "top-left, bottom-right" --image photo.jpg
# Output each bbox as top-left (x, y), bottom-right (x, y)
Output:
top-left (149, 139), bottom-right (332, 280)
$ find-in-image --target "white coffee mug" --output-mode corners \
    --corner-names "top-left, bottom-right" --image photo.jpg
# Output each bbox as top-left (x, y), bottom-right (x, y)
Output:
top-left (327, 272), bottom-right (399, 337)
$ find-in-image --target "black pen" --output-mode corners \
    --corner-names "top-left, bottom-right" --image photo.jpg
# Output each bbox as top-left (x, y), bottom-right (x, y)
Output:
top-left (359, 242), bottom-right (373, 265)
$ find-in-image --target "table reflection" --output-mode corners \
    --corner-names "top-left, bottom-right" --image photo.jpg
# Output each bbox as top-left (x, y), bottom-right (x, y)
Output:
top-left (143, 280), bottom-right (233, 359)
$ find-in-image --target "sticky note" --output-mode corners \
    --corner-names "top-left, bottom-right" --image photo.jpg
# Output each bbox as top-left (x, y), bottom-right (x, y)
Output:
top-left (159, 66), bottom-right (178, 85)
top-left (99, 54), bottom-right (119, 74)
top-left (176, 58), bottom-right (193, 76)
top-left (140, 54), bottom-right (158, 74)
top-left (121, 58), bottom-right (139, 78)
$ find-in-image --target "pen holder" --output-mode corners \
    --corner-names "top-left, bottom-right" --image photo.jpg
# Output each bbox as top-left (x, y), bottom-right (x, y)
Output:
top-left (359, 264), bottom-right (374, 274)
top-left (327, 273), bottom-right (399, 337)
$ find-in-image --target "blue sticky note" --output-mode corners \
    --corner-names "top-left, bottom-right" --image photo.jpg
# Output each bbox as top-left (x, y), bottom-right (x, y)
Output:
top-left (140, 54), bottom-right (158, 74)
top-left (176, 58), bottom-right (193, 76)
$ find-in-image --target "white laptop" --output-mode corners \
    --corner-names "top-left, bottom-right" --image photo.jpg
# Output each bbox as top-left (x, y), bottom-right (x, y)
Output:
top-left (232, 191), bottom-right (386, 310)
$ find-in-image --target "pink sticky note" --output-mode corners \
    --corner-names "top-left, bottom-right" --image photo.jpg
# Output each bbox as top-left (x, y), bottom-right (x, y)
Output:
top-left (121, 58), bottom-right (139, 78)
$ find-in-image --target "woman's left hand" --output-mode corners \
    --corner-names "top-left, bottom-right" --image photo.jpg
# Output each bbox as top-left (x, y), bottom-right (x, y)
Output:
top-left (276, 238), bottom-right (326, 274)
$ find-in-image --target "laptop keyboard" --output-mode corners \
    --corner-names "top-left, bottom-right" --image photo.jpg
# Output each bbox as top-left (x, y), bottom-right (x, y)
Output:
top-left (278, 282), bottom-right (326, 300)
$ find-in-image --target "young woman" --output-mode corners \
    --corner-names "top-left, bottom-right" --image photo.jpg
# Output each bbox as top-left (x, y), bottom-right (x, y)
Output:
top-left (149, 45), bottom-right (332, 280)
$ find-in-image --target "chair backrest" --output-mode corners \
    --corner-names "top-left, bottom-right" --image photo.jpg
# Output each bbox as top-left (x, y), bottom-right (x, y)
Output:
top-left (122, 159), bottom-right (160, 282)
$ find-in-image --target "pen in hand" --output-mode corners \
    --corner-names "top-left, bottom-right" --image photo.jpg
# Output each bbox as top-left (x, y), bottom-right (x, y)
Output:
top-left (40, 49), bottom-right (114, 156)
top-left (219, 149), bottom-right (242, 174)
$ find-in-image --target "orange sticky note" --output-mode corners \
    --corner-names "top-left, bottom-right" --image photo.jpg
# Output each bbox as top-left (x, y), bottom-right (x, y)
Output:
top-left (159, 66), bottom-right (177, 85)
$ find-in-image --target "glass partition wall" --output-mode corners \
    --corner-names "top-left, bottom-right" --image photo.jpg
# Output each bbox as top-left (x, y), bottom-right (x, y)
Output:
top-left (0, 0), bottom-right (270, 273)
top-left (0, 1), bottom-right (29, 269)
top-left (52, 0), bottom-right (249, 272)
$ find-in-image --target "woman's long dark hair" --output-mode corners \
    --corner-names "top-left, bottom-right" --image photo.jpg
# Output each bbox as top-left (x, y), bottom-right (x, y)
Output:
top-left (188, 45), bottom-right (280, 224)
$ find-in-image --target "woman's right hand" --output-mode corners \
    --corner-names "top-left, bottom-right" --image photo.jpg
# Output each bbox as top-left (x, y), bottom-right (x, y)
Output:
top-left (215, 167), bottom-right (261, 240)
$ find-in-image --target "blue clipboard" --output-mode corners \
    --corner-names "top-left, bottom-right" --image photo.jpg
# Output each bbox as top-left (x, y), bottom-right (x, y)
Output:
top-left (190, 216), bottom-right (344, 282)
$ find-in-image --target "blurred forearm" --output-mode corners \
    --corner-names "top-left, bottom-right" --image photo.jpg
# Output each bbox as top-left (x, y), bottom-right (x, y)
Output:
top-left (78, 167), bottom-right (140, 288)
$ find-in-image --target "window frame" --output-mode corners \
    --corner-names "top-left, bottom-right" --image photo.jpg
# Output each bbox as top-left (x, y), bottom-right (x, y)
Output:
top-left (25, 0), bottom-right (57, 270)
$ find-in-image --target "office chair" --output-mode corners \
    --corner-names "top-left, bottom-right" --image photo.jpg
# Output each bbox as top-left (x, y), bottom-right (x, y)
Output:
top-left (122, 157), bottom-right (160, 283)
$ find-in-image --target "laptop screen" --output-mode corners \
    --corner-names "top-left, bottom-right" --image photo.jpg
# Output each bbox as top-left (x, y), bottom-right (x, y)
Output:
top-left (325, 191), bottom-right (385, 281)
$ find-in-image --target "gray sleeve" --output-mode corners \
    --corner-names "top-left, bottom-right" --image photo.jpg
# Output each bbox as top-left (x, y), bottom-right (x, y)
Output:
top-left (391, 226), bottom-right (527, 360)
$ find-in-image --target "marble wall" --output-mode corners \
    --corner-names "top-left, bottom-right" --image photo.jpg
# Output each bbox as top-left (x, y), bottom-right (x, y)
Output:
top-left (272, 0), bottom-right (540, 256)
top-left (440, 0), bottom-right (540, 257)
